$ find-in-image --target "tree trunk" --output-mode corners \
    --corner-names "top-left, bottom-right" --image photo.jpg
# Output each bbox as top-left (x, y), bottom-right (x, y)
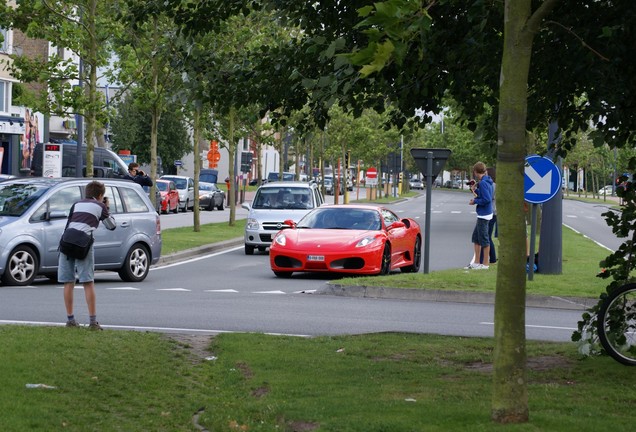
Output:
top-left (192, 106), bottom-right (201, 232)
top-left (493, 0), bottom-right (560, 423)
top-left (84, 0), bottom-right (98, 177)
top-left (228, 107), bottom-right (237, 226)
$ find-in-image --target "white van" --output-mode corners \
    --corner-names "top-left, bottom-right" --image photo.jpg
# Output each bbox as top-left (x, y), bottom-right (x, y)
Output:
top-left (241, 181), bottom-right (324, 255)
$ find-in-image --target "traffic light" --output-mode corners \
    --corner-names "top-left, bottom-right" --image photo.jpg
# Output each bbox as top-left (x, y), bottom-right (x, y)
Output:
top-left (241, 152), bottom-right (253, 173)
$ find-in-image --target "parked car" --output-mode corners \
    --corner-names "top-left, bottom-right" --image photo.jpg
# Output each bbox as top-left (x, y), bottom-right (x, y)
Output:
top-left (598, 185), bottom-right (614, 195)
top-left (156, 179), bottom-right (179, 214)
top-left (269, 205), bottom-right (422, 277)
top-left (323, 176), bottom-right (344, 195)
top-left (444, 180), bottom-right (460, 189)
top-left (199, 168), bottom-right (218, 185)
top-left (160, 175), bottom-right (195, 211)
top-left (266, 172), bottom-right (295, 183)
top-left (142, 185), bottom-right (161, 214)
top-left (198, 182), bottom-right (225, 211)
top-left (241, 181), bottom-right (324, 255)
top-left (409, 177), bottom-right (424, 190)
top-left (0, 177), bottom-right (162, 286)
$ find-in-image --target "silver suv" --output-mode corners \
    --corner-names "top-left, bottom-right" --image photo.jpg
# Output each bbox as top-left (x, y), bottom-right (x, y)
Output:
top-left (242, 181), bottom-right (324, 255)
top-left (0, 178), bottom-right (162, 286)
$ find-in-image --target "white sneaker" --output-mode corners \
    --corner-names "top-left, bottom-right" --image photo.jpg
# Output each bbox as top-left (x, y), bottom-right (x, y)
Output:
top-left (464, 263), bottom-right (480, 269)
top-left (474, 264), bottom-right (489, 270)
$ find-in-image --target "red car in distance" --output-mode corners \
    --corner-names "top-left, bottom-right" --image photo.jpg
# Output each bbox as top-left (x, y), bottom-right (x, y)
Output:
top-left (270, 204), bottom-right (422, 278)
top-left (156, 179), bottom-right (180, 214)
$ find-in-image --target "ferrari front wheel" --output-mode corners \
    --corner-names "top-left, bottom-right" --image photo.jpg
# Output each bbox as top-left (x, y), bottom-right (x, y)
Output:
top-left (274, 271), bottom-right (293, 278)
top-left (379, 244), bottom-right (391, 275)
top-left (401, 236), bottom-right (422, 273)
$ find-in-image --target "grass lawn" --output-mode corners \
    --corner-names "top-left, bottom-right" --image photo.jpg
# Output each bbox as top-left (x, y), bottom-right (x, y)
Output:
top-left (336, 225), bottom-right (610, 299)
top-left (2, 327), bottom-right (633, 431)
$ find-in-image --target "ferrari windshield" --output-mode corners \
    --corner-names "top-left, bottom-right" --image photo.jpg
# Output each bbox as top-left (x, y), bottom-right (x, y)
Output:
top-left (297, 208), bottom-right (381, 230)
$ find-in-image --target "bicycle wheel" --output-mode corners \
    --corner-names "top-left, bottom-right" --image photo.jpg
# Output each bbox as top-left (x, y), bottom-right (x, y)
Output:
top-left (597, 283), bottom-right (636, 366)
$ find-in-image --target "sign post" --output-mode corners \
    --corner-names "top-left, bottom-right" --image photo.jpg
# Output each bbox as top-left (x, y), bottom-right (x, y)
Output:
top-left (43, 143), bottom-right (62, 178)
top-left (366, 167), bottom-right (377, 200)
top-left (410, 148), bottom-right (452, 273)
top-left (524, 155), bottom-right (561, 280)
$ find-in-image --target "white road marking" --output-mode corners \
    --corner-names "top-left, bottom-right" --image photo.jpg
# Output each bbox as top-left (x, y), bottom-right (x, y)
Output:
top-left (157, 288), bottom-right (191, 292)
top-left (107, 287), bottom-right (140, 291)
top-left (0, 320), bottom-right (311, 337)
top-left (294, 289), bottom-right (316, 294)
top-left (253, 290), bottom-right (286, 294)
top-left (205, 289), bottom-right (239, 293)
top-left (480, 322), bottom-right (575, 331)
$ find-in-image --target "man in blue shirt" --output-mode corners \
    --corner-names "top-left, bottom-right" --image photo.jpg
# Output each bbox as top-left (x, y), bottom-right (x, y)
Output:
top-left (465, 162), bottom-right (494, 270)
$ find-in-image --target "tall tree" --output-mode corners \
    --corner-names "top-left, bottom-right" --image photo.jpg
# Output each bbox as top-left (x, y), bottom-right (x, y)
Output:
top-left (115, 4), bottom-right (183, 209)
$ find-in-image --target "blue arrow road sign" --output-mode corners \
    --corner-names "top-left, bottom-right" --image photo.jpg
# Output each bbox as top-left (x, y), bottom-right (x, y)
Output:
top-left (524, 155), bottom-right (561, 204)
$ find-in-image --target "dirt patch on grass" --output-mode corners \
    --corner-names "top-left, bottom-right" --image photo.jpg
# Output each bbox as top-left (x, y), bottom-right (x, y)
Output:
top-left (164, 333), bottom-right (215, 365)
top-left (466, 355), bottom-right (574, 373)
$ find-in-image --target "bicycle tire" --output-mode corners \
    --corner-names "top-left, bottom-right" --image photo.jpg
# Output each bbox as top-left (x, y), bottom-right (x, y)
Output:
top-left (597, 283), bottom-right (636, 366)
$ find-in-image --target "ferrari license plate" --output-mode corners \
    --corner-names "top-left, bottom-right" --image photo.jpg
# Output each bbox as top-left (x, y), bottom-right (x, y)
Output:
top-left (307, 255), bottom-right (325, 262)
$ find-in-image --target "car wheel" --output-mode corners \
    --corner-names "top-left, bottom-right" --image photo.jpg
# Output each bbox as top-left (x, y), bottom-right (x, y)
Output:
top-left (183, 200), bottom-right (189, 212)
top-left (217, 200), bottom-right (224, 211)
top-left (400, 236), bottom-right (422, 273)
top-left (379, 243), bottom-right (391, 275)
top-left (172, 202), bottom-right (179, 213)
top-left (274, 271), bottom-right (292, 278)
top-left (118, 243), bottom-right (150, 282)
top-left (2, 245), bottom-right (39, 286)
top-left (245, 244), bottom-right (255, 255)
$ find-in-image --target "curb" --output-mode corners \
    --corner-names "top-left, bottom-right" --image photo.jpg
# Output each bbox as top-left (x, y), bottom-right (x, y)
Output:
top-left (319, 284), bottom-right (597, 311)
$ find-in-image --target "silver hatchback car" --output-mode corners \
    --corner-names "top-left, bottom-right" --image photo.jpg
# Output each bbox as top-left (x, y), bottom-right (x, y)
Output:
top-left (0, 178), bottom-right (162, 286)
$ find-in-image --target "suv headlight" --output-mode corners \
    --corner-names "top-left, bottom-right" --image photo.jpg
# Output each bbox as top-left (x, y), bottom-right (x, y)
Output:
top-left (246, 218), bottom-right (260, 230)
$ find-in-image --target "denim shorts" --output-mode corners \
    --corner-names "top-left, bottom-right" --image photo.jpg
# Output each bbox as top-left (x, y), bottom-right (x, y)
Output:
top-left (58, 247), bottom-right (95, 283)
top-left (471, 218), bottom-right (490, 247)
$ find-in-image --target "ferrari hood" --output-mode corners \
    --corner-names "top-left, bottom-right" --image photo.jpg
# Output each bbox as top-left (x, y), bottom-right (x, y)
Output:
top-left (283, 229), bottom-right (377, 248)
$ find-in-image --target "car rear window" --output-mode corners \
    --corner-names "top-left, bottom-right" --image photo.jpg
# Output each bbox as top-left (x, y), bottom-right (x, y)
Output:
top-left (119, 187), bottom-right (151, 213)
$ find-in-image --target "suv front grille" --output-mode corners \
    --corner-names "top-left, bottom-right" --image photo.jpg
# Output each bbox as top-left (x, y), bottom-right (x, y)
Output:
top-left (262, 222), bottom-right (287, 231)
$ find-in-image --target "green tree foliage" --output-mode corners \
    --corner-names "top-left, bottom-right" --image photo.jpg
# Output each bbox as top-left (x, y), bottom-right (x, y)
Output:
top-left (4, 0), bottom-right (123, 173)
top-left (109, 94), bottom-right (191, 173)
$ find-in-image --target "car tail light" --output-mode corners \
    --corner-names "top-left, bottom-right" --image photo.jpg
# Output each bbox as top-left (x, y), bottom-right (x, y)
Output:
top-left (156, 214), bottom-right (161, 234)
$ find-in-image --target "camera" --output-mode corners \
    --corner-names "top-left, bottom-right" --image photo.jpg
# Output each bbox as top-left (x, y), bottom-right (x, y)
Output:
top-left (466, 180), bottom-right (476, 186)
top-left (103, 197), bottom-right (109, 204)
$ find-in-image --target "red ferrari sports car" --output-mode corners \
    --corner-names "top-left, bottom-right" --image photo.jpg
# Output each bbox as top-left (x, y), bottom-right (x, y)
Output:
top-left (269, 204), bottom-right (422, 278)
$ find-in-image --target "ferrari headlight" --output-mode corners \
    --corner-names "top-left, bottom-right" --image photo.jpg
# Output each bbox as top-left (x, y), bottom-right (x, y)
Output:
top-left (246, 218), bottom-right (260, 230)
top-left (356, 236), bottom-right (379, 247)
top-left (274, 233), bottom-right (287, 246)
